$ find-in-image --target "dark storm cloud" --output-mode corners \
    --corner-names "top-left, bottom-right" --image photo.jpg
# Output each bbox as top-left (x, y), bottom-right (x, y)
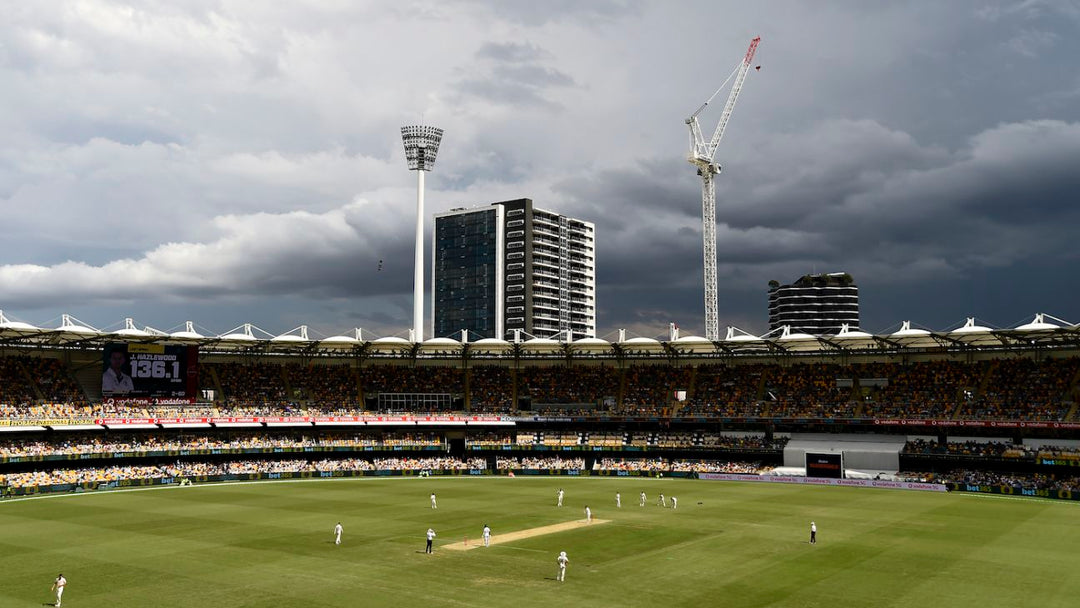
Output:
top-left (470, 0), bottom-right (642, 26)
top-left (6, 117), bottom-right (1076, 335)
top-left (556, 119), bottom-right (1080, 333)
top-left (452, 41), bottom-right (577, 110)
top-left (454, 78), bottom-right (567, 110)
top-left (492, 64), bottom-right (575, 88)
top-left (475, 42), bottom-right (551, 63)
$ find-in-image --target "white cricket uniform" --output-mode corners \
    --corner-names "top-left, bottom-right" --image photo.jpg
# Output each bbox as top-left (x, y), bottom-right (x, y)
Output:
top-left (482, 526), bottom-right (491, 547)
top-left (430, 493), bottom-right (437, 509)
top-left (557, 553), bottom-right (569, 581)
top-left (334, 523), bottom-right (343, 545)
top-left (585, 506), bottom-right (592, 522)
top-left (557, 489), bottom-right (564, 507)
top-left (102, 369), bottom-right (134, 394)
top-left (616, 493), bottom-right (621, 508)
top-left (658, 494), bottom-right (666, 507)
top-left (53, 576), bottom-right (66, 607)
top-left (640, 492), bottom-right (646, 507)
top-left (671, 497), bottom-right (677, 510)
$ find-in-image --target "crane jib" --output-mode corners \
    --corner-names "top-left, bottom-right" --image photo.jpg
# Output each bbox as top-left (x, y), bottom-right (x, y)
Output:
top-left (744, 37), bottom-right (761, 65)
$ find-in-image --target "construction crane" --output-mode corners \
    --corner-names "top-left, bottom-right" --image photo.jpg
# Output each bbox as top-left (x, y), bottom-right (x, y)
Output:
top-left (686, 36), bottom-right (761, 342)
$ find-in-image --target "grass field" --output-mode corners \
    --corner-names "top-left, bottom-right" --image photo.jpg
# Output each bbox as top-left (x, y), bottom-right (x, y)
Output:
top-left (1, 477), bottom-right (1078, 607)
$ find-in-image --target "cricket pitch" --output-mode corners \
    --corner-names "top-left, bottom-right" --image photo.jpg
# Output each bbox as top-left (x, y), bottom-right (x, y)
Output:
top-left (443, 518), bottom-right (611, 551)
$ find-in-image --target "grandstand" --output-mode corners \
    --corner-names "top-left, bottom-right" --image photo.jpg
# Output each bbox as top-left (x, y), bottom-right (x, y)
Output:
top-left (2, 313), bottom-right (1080, 499)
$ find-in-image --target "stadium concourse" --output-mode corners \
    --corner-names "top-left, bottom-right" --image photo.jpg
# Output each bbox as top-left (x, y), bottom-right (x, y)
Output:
top-left (1, 316), bottom-right (1080, 500)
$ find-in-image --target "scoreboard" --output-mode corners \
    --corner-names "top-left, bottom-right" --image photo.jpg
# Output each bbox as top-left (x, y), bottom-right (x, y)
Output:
top-left (102, 343), bottom-right (198, 399)
top-left (805, 452), bottom-right (844, 479)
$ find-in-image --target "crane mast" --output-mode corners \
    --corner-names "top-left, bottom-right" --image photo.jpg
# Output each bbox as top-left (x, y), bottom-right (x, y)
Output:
top-left (686, 36), bottom-right (760, 341)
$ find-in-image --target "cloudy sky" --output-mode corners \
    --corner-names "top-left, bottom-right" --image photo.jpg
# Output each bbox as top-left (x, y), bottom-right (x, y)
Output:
top-left (2, 0), bottom-right (1079, 339)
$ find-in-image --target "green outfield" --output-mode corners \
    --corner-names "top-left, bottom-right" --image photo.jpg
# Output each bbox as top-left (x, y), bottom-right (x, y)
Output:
top-left (1, 477), bottom-right (1077, 607)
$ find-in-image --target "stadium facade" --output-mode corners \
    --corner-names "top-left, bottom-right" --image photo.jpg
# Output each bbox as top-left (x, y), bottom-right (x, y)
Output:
top-left (433, 199), bottom-right (596, 340)
top-left (768, 272), bottom-right (859, 335)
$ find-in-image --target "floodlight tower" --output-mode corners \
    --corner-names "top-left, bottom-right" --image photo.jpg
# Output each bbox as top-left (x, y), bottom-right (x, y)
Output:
top-left (401, 124), bottom-right (445, 343)
top-left (686, 36), bottom-right (760, 342)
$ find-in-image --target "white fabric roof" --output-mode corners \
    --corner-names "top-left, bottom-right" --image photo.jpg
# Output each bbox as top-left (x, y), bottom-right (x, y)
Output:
top-left (0, 312), bottom-right (1076, 354)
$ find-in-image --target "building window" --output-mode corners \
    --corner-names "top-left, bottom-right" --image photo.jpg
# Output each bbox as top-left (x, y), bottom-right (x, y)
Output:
top-left (507, 209), bottom-right (524, 217)
top-left (507, 317), bottom-right (524, 323)
top-left (507, 230), bottom-right (524, 237)
top-left (507, 262), bottom-right (525, 270)
top-left (507, 252), bottom-right (524, 260)
top-left (507, 284), bottom-right (524, 292)
top-left (507, 306), bottom-right (525, 313)
top-left (507, 295), bottom-right (525, 302)
top-left (507, 273), bottom-right (524, 280)
top-left (508, 241), bottom-right (524, 249)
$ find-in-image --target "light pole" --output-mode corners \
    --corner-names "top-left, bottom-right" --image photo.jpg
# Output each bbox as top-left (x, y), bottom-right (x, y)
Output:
top-left (401, 125), bottom-right (444, 343)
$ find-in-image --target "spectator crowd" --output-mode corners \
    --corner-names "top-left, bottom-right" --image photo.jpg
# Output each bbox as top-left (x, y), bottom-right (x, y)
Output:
top-left (899, 469), bottom-right (1080, 492)
top-left (2, 356), bottom-right (1079, 422)
top-left (0, 456), bottom-right (487, 489)
top-left (903, 439), bottom-right (1080, 460)
top-left (0, 432), bottom-right (444, 459)
top-left (497, 456), bottom-right (585, 470)
top-left (595, 458), bottom-right (769, 474)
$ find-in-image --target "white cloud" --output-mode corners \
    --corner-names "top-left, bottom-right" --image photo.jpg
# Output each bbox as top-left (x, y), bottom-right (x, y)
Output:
top-left (0, 199), bottom-right (411, 307)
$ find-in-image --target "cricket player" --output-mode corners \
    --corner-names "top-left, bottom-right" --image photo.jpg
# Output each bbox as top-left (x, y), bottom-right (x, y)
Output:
top-left (557, 488), bottom-right (564, 507)
top-left (585, 505), bottom-right (592, 523)
top-left (482, 524), bottom-right (491, 547)
top-left (671, 496), bottom-right (678, 510)
top-left (639, 491), bottom-right (646, 507)
top-left (426, 528), bottom-right (436, 553)
top-left (334, 522), bottom-right (343, 545)
top-left (616, 492), bottom-right (621, 508)
top-left (430, 491), bottom-right (437, 509)
top-left (810, 521), bottom-right (817, 544)
top-left (52, 573), bottom-right (66, 607)
top-left (658, 493), bottom-right (666, 507)
top-left (556, 551), bottom-right (569, 581)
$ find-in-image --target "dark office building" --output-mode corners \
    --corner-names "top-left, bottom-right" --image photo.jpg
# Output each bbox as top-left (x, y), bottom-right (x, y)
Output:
top-left (433, 199), bottom-right (596, 340)
top-left (768, 272), bottom-right (859, 335)
top-left (432, 206), bottom-right (500, 339)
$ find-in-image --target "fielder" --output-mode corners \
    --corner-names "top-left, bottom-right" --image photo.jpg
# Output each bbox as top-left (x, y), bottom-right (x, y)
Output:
top-left (482, 524), bottom-right (491, 547)
top-left (51, 573), bottom-right (66, 607)
top-left (556, 551), bottom-right (569, 581)
top-left (639, 491), bottom-right (646, 507)
top-left (616, 492), bottom-right (621, 508)
top-left (671, 496), bottom-right (678, 510)
top-left (334, 522), bottom-right (343, 545)
top-left (658, 493), bottom-right (666, 507)
top-left (426, 528), bottom-right (436, 553)
top-left (430, 491), bottom-right (437, 509)
top-left (810, 521), bottom-right (817, 545)
top-left (557, 488), bottom-right (564, 507)
top-left (585, 505), bottom-right (592, 523)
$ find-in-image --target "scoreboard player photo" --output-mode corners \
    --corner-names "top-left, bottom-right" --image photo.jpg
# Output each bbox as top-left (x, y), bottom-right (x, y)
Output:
top-left (101, 343), bottom-right (198, 399)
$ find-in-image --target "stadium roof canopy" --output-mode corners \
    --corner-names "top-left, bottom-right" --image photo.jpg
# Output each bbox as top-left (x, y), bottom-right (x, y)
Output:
top-left (619, 337), bottom-right (663, 352)
top-left (1, 311), bottom-right (1078, 358)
